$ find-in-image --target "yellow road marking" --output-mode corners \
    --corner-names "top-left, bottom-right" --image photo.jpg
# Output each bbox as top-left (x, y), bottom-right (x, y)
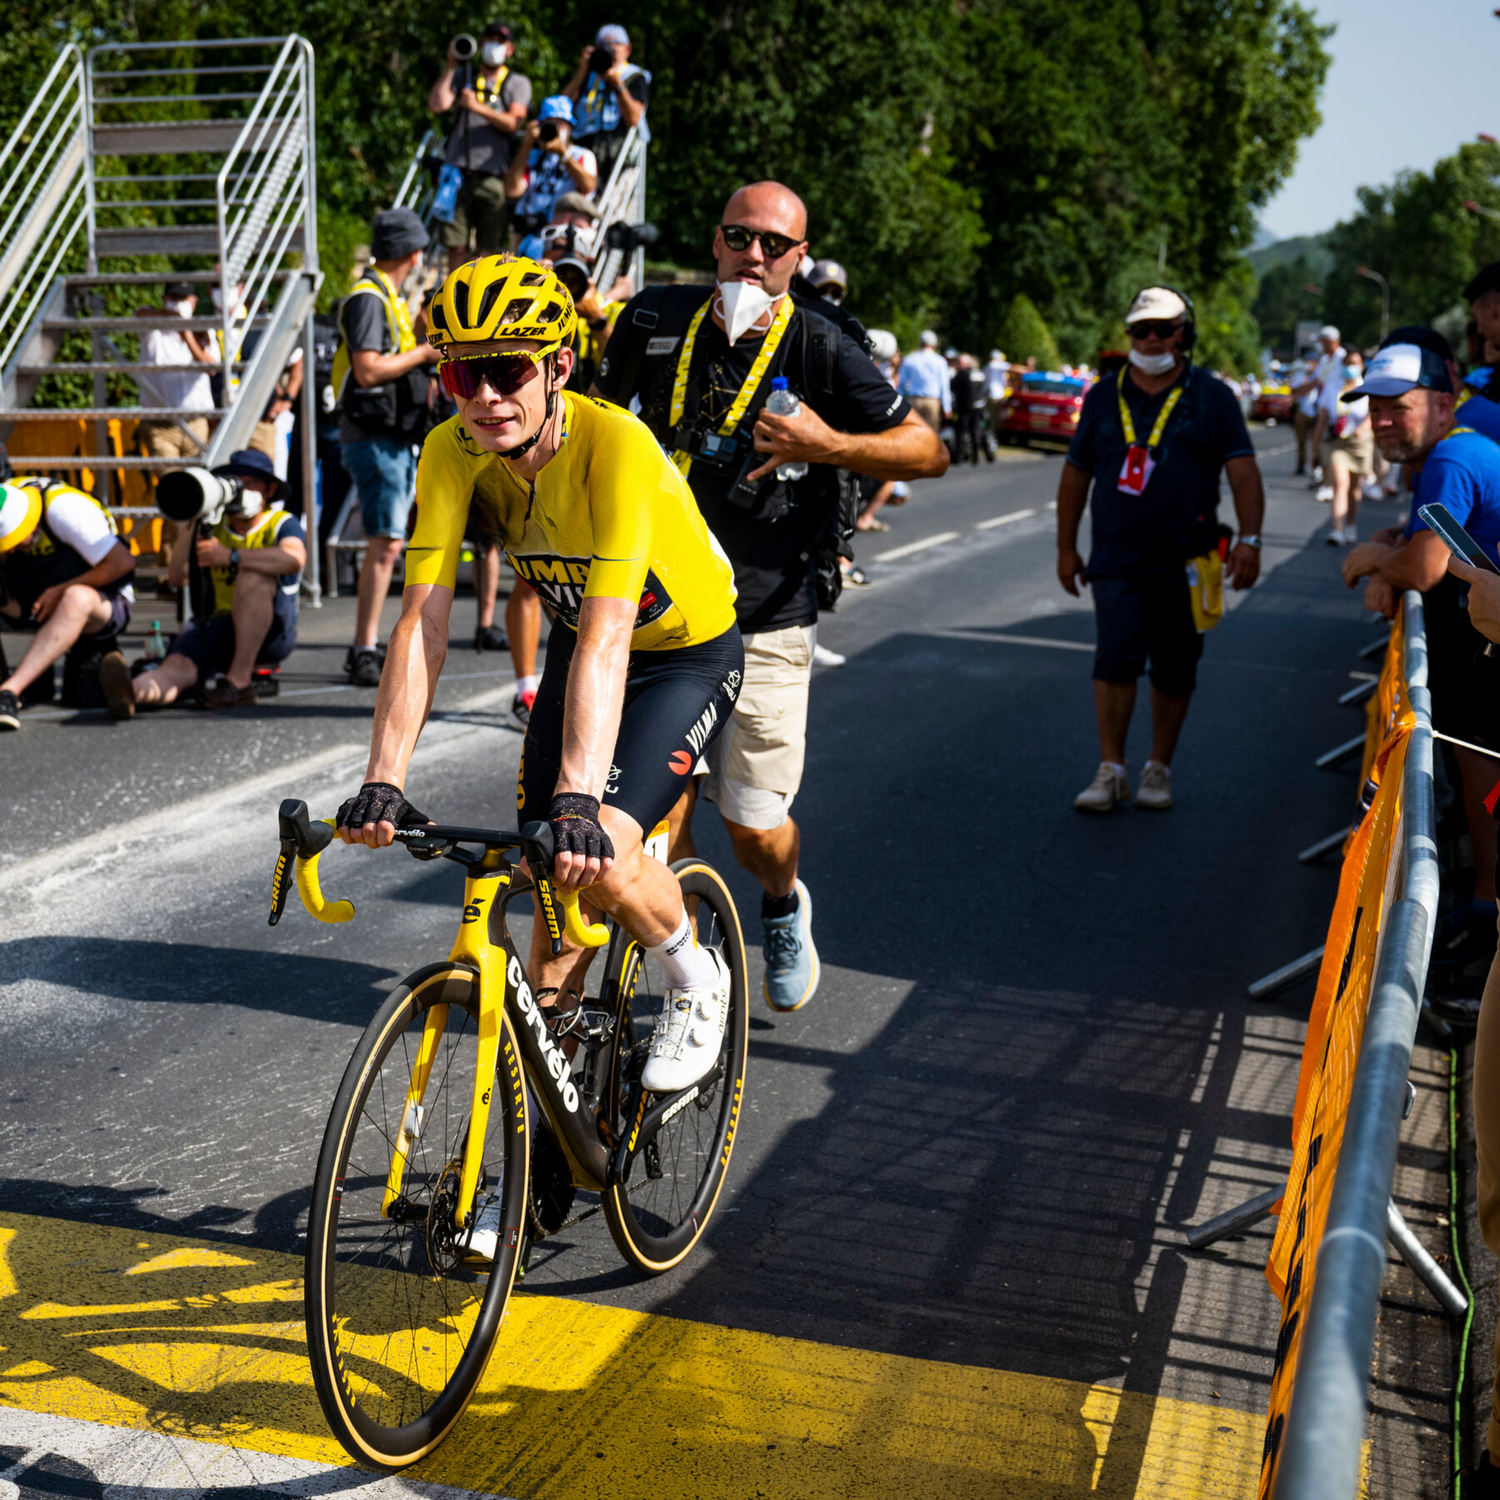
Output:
top-left (0, 1211), bottom-right (1263, 1497)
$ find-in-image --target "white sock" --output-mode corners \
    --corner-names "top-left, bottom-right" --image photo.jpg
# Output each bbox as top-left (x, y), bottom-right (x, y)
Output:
top-left (515, 674), bottom-right (538, 696)
top-left (648, 912), bottom-right (718, 990)
top-left (1104, 761), bottom-right (1127, 778)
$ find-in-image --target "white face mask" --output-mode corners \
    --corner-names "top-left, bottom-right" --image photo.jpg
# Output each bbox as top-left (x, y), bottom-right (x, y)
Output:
top-left (716, 279), bottom-right (779, 346)
top-left (1128, 347), bottom-right (1178, 376)
top-left (169, 299), bottom-right (194, 318)
top-left (482, 42), bottom-right (507, 67)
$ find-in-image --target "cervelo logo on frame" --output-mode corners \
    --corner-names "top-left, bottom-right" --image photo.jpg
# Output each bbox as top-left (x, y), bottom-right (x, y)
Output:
top-left (508, 953), bottom-right (581, 1114)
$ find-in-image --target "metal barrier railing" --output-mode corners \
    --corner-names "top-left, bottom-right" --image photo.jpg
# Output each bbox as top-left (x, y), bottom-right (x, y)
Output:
top-left (1271, 589), bottom-right (1442, 1499)
top-left (590, 126), bottom-right (646, 294)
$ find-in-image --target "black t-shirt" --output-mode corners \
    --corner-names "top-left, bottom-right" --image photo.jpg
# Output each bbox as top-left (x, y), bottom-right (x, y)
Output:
top-left (595, 285), bottom-right (909, 630)
top-left (1066, 363), bottom-right (1254, 577)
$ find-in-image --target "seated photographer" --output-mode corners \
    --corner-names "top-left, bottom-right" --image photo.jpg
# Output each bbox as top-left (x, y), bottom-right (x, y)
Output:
top-left (562, 24), bottom-right (649, 182)
top-left (504, 96), bottom-right (597, 232)
top-left (0, 472), bottom-right (136, 731)
top-left (125, 450), bottom-right (306, 714)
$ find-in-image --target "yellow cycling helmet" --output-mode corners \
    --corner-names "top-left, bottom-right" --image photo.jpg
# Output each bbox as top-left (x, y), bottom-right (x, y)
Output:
top-left (0, 481), bottom-right (43, 553)
top-left (428, 255), bottom-right (577, 351)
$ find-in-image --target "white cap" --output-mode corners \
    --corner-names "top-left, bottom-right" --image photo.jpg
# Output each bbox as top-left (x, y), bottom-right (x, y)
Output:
top-left (1318, 324), bottom-right (1341, 342)
top-left (1125, 286), bottom-right (1188, 324)
top-left (868, 329), bottom-right (898, 361)
top-left (919, 330), bottom-right (938, 347)
top-left (990, 349), bottom-right (1003, 360)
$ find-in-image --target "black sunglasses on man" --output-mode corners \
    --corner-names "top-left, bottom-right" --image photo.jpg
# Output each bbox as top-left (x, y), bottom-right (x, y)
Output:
top-left (719, 224), bottom-right (803, 262)
top-left (1127, 319), bottom-right (1184, 340)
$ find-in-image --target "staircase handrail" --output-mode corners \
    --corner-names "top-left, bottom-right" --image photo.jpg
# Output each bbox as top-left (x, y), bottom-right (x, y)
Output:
top-left (589, 127), bottom-right (646, 298)
top-left (0, 44), bottom-right (89, 377)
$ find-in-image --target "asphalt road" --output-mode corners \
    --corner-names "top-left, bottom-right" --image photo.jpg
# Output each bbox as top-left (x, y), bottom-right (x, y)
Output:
top-left (0, 427), bottom-right (1454, 1497)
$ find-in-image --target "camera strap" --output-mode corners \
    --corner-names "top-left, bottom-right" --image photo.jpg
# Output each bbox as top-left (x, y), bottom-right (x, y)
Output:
top-left (668, 293), bottom-right (795, 477)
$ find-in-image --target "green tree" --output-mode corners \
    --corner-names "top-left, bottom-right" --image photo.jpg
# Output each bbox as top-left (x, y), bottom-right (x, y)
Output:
top-left (1251, 253), bottom-right (1324, 355)
top-left (995, 294), bottom-right (1060, 369)
top-left (1320, 141), bottom-right (1500, 351)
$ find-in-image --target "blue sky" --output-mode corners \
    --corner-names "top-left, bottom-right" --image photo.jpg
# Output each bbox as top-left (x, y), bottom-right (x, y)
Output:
top-left (1259, 0), bottom-right (1500, 241)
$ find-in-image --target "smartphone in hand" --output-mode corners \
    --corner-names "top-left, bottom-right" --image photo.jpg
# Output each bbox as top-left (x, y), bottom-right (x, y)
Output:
top-left (1417, 501), bottom-right (1500, 655)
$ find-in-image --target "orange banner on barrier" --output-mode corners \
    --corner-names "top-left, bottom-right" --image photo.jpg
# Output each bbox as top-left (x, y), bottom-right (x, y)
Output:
top-left (1359, 608), bottom-right (1406, 788)
top-left (1258, 713), bottom-right (1412, 1497)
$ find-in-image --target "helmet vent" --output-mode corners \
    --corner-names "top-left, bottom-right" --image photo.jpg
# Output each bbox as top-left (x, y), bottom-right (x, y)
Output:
top-left (476, 282), bottom-right (507, 326)
top-left (499, 296), bottom-right (536, 326)
top-left (539, 301), bottom-right (563, 325)
top-left (450, 280), bottom-right (470, 326)
top-left (519, 270), bottom-right (546, 287)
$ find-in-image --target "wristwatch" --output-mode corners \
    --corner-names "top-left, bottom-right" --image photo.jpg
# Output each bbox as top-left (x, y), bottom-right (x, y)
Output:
top-left (226, 548), bottom-right (240, 579)
top-left (1239, 534), bottom-right (1262, 549)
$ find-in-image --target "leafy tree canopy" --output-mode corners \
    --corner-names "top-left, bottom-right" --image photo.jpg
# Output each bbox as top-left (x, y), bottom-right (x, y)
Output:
top-left (4, 0), bottom-right (1330, 355)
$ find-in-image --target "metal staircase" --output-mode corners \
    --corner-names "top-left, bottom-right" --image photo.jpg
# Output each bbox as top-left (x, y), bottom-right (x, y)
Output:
top-left (0, 35), bottom-right (323, 598)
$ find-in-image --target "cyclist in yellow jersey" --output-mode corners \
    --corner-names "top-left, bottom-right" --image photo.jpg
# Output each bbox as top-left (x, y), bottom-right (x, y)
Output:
top-left (337, 256), bottom-right (744, 1093)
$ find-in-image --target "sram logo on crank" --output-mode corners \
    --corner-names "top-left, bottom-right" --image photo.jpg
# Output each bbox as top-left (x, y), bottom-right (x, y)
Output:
top-left (509, 954), bottom-right (581, 1114)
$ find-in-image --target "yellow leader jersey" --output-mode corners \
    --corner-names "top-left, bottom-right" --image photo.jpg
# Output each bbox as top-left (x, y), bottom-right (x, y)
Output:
top-left (406, 391), bottom-right (738, 651)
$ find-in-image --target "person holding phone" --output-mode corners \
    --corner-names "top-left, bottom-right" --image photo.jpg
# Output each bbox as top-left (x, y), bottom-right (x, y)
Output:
top-left (1339, 337), bottom-right (1500, 962)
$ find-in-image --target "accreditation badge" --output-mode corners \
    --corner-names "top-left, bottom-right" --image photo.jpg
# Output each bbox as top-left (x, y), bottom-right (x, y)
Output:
top-left (1118, 444), bottom-right (1155, 496)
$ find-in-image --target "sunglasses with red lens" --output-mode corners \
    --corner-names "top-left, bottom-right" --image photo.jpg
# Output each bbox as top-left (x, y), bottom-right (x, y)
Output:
top-left (1127, 319), bottom-right (1183, 340)
top-left (438, 350), bottom-right (548, 402)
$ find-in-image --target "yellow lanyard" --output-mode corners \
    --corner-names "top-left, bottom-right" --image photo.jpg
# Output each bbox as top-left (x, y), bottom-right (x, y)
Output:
top-left (475, 66), bottom-right (508, 105)
top-left (371, 267), bottom-right (416, 355)
top-left (1118, 376), bottom-right (1184, 450)
top-left (1441, 425), bottom-right (1476, 441)
top-left (668, 293), bottom-right (796, 475)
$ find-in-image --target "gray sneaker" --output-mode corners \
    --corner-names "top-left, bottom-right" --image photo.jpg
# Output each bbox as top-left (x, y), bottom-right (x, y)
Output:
top-left (1075, 762), bottom-right (1128, 812)
top-left (1134, 761), bottom-right (1173, 810)
top-left (763, 879), bottom-right (820, 1012)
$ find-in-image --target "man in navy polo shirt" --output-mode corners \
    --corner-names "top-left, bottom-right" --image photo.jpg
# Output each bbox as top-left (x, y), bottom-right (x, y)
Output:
top-left (1057, 285), bottom-right (1265, 812)
top-left (1341, 336), bottom-right (1500, 953)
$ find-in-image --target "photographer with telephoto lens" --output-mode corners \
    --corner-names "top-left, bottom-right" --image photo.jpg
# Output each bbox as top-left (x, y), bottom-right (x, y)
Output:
top-left (123, 450), bottom-right (306, 714)
top-left (427, 21), bottom-right (532, 265)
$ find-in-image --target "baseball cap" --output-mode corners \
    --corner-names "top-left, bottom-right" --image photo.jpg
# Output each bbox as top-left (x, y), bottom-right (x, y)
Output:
top-left (595, 23), bottom-right (629, 46)
top-left (370, 206), bottom-right (429, 260)
top-left (1125, 286), bottom-right (1188, 323)
top-left (1344, 342), bottom-right (1454, 400)
top-left (1318, 324), bottom-right (1340, 342)
top-left (552, 191), bottom-right (599, 221)
top-left (482, 20), bottom-right (513, 39)
top-left (537, 95), bottom-right (574, 124)
top-left (809, 258), bottom-right (847, 291)
top-left (1466, 260), bottom-right (1500, 303)
top-left (1384, 324), bottom-right (1456, 365)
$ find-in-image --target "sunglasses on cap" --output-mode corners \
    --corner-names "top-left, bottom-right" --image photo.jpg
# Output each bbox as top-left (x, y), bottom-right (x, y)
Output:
top-left (719, 224), bottom-right (802, 261)
top-left (437, 341), bottom-right (563, 402)
top-left (1127, 319), bottom-right (1183, 340)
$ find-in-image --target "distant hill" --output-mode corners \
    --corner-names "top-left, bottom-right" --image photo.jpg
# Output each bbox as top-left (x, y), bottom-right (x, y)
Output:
top-left (1248, 234), bottom-right (1332, 277)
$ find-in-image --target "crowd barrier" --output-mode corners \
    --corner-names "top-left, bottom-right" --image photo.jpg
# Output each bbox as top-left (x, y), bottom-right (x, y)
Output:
top-left (1186, 593), bottom-right (1461, 1499)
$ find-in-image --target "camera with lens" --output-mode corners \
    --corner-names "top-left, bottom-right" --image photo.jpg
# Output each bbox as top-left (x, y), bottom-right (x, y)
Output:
top-left (588, 44), bottom-right (615, 76)
top-left (552, 256), bottom-right (592, 302)
top-left (537, 119), bottom-right (563, 144)
top-left (156, 467), bottom-right (256, 529)
top-left (452, 33), bottom-right (479, 62)
top-left (605, 221), bottom-right (659, 255)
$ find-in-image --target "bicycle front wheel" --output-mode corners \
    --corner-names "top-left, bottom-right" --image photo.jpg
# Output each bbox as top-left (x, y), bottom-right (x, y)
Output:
top-left (603, 859), bottom-right (749, 1274)
top-left (305, 964), bottom-right (529, 1469)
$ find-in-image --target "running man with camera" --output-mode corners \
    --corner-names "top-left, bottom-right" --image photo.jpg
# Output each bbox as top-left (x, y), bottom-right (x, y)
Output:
top-left (335, 257), bottom-right (744, 1094)
top-left (119, 450), bottom-right (306, 714)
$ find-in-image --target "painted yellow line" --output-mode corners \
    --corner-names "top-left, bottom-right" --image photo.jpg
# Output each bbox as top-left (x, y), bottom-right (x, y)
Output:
top-left (0, 1211), bottom-right (1263, 1497)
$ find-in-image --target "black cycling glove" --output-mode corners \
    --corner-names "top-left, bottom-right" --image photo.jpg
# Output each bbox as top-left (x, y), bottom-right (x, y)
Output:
top-left (547, 793), bottom-right (615, 864)
top-left (337, 781), bottom-right (429, 834)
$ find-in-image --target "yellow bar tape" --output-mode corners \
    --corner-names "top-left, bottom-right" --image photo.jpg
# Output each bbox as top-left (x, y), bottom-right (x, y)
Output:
top-left (669, 292), bottom-right (796, 476)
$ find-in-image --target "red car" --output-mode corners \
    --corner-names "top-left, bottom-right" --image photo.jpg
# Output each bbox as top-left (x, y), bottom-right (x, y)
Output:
top-left (1252, 385), bottom-right (1293, 421)
top-left (998, 371), bottom-right (1090, 447)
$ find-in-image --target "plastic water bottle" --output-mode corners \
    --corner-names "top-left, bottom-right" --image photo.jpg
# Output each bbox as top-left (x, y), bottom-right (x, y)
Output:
top-left (766, 378), bottom-right (808, 482)
top-left (147, 621), bottom-right (167, 660)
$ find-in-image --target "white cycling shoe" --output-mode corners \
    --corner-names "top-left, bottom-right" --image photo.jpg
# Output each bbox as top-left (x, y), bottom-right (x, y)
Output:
top-left (642, 948), bottom-right (730, 1093)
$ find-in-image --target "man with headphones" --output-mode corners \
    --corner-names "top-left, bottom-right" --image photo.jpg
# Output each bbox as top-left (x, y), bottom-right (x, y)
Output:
top-left (1056, 285), bottom-right (1265, 812)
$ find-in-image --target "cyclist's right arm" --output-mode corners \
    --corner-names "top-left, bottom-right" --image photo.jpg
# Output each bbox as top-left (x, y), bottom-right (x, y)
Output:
top-left (339, 433), bottom-right (466, 848)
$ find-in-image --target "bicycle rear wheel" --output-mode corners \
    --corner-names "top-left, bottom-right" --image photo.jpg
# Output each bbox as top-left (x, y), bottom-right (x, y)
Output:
top-left (603, 859), bottom-right (748, 1274)
top-left (305, 964), bottom-right (529, 1469)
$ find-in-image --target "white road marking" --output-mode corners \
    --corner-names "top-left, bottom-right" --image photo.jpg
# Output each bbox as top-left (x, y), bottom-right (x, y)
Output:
top-left (929, 628), bottom-right (1093, 653)
top-left (873, 531), bottom-right (961, 562)
top-left (975, 509), bottom-right (1036, 529)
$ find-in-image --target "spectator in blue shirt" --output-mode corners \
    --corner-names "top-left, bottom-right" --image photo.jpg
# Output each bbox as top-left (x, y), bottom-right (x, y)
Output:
top-left (1341, 336), bottom-right (1500, 943)
top-left (895, 330), bottom-right (951, 432)
top-left (1057, 285), bottom-right (1264, 814)
top-left (1463, 261), bottom-right (1500, 448)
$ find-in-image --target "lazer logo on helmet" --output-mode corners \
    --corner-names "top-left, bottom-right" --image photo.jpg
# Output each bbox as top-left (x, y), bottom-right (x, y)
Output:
top-left (508, 552), bottom-right (675, 633)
